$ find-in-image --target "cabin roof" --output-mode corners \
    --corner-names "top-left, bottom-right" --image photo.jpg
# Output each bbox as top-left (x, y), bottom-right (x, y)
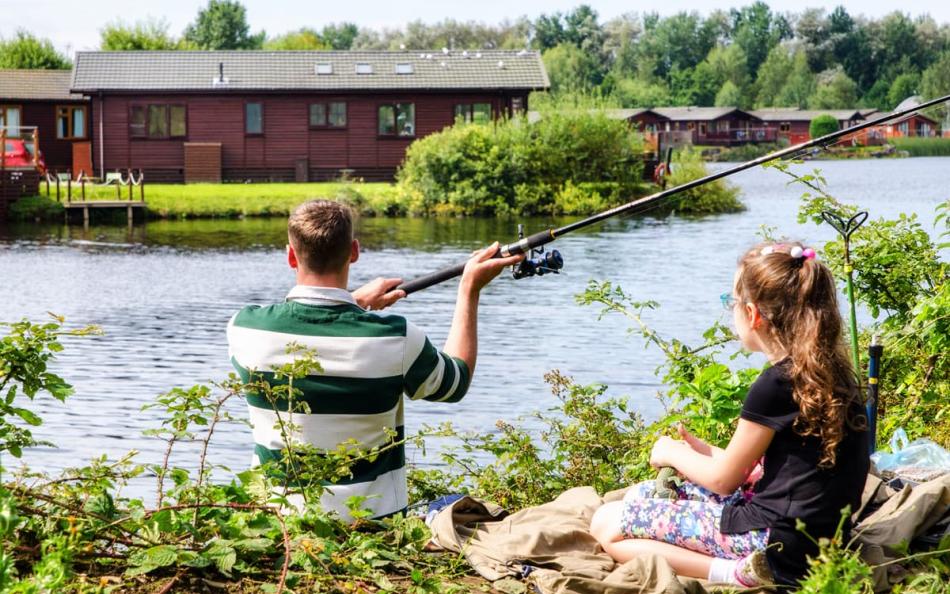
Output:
top-left (650, 107), bottom-right (758, 121)
top-left (71, 50), bottom-right (550, 92)
top-left (749, 108), bottom-right (865, 122)
top-left (0, 69), bottom-right (83, 101)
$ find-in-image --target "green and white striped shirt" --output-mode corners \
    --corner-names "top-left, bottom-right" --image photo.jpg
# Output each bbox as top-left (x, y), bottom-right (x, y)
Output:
top-left (227, 285), bottom-right (470, 520)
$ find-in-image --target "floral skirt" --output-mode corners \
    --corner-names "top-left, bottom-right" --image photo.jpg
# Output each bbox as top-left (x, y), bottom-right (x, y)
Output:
top-left (619, 480), bottom-right (769, 559)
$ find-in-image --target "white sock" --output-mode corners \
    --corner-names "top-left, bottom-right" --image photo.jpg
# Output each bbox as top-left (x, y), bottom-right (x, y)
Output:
top-left (707, 557), bottom-right (739, 584)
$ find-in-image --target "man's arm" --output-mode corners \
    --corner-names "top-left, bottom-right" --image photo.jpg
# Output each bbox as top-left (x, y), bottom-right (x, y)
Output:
top-left (442, 243), bottom-right (524, 374)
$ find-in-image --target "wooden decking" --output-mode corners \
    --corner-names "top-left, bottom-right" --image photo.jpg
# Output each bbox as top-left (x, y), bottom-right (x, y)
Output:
top-left (63, 200), bottom-right (146, 225)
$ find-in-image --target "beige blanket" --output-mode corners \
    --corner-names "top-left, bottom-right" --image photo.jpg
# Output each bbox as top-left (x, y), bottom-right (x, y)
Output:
top-left (427, 475), bottom-right (950, 594)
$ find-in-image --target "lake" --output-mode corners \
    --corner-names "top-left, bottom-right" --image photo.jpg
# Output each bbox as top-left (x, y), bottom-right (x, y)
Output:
top-left (1, 157), bottom-right (947, 490)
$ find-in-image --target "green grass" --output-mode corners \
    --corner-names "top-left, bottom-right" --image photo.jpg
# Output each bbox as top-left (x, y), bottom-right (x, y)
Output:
top-left (889, 137), bottom-right (950, 157)
top-left (36, 181), bottom-right (403, 219)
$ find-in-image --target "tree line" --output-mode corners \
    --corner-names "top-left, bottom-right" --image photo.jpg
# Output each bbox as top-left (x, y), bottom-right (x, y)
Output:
top-left (2, 0), bottom-right (949, 111)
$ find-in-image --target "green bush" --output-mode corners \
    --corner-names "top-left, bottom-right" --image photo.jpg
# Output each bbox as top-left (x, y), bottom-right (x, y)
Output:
top-left (7, 196), bottom-right (63, 221)
top-left (809, 114), bottom-right (840, 139)
top-left (397, 112), bottom-right (646, 216)
top-left (665, 148), bottom-right (745, 215)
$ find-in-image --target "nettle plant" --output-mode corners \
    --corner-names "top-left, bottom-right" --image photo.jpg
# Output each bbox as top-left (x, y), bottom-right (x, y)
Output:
top-left (767, 161), bottom-right (950, 447)
top-left (0, 321), bottom-right (463, 593)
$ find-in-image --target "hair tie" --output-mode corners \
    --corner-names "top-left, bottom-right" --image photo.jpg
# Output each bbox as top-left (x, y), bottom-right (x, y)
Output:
top-left (803, 248), bottom-right (817, 260)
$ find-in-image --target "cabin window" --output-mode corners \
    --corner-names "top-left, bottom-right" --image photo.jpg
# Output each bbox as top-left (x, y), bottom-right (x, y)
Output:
top-left (779, 122), bottom-right (791, 133)
top-left (148, 105), bottom-right (169, 138)
top-left (309, 104), bottom-right (326, 126)
top-left (56, 105), bottom-right (87, 139)
top-left (309, 102), bottom-right (346, 128)
top-left (0, 105), bottom-right (22, 136)
top-left (717, 120), bottom-right (730, 133)
top-left (328, 102), bottom-right (346, 127)
top-left (246, 102), bottom-right (263, 135)
top-left (454, 103), bottom-right (492, 124)
top-left (511, 97), bottom-right (524, 113)
top-left (378, 103), bottom-right (415, 137)
top-left (699, 122), bottom-right (707, 135)
top-left (129, 104), bottom-right (187, 139)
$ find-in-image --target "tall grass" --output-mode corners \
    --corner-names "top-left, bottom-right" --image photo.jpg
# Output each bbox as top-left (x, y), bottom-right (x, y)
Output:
top-left (890, 137), bottom-right (950, 156)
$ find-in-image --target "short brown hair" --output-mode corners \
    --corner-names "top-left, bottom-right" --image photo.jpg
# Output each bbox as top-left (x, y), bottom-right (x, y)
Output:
top-left (288, 200), bottom-right (354, 273)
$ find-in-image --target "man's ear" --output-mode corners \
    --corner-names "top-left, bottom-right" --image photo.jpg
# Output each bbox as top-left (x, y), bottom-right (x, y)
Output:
top-left (350, 239), bottom-right (360, 264)
top-left (287, 243), bottom-right (299, 270)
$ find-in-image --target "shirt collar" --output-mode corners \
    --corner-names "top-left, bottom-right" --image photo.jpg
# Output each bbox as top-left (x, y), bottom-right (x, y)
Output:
top-left (285, 285), bottom-right (359, 307)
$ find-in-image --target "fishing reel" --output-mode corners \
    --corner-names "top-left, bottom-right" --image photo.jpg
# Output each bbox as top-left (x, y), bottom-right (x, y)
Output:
top-left (511, 224), bottom-right (564, 280)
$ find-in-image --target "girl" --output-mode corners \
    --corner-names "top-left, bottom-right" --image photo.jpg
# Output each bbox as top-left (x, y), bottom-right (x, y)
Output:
top-left (590, 242), bottom-right (869, 587)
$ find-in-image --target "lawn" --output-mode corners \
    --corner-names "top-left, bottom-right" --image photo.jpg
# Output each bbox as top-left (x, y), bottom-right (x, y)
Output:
top-left (37, 181), bottom-right (402, 218)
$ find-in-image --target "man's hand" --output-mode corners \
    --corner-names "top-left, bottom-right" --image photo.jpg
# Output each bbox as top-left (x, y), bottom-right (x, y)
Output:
top-left (352, 277), bottom-right (406, 312)
top-left (460, 242), bottom-right (525, 295)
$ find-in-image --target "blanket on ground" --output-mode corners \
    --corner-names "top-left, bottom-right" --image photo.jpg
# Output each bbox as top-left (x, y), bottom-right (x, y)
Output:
top-left (427, 474), bottom-right (950, 594)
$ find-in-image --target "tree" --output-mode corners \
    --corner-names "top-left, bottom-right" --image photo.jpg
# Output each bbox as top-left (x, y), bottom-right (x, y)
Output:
top-left (809, 67), bottom-right (858, 108)
top-left (321, 23), bottom-right (359, 50)
top-left (755, 44), bottom-right (793, 107)
top-left (731, 1), bottom-right (791, 74)
top-left (809, 114), bottom-right (839, 138)
top-left (796, 8), bottom-right (832, 72)
top-left (829, 6), bottom-right (875, 93)
top-left (563, 5), bottom-right (605, 54)
top-left (921, 52), bottom-right (950, 99)
top-left (613, 78), bottom-right (670, 107)
top-left (183, 0), bottom-right (264, 50)
top-left (264, 28), bottom-right (327, 50)
top-left (638, 12), bottom-right (717, 79)
top-left (715, 80), bottom-right (743, 107)
top-left (887, 72), bottom-right (921, 109)
top-left (542, 43), bottom-right (603, 95)
top-left (534, 13), bottom-right (566, 50)
top-left (0, 30), bottom-right (70, 69)
top-left (777, 50), bottom-right (816, 108)
top-left (100, 18), bottom-right (178, 50)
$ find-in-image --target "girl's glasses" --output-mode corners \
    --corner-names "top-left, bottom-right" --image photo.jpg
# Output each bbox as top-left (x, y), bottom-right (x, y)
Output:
top-left (720, 293), bottom-right (738, 311)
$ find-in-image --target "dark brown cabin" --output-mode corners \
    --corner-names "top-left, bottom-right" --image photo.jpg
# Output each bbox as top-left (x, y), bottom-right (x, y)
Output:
top-left (0, 69), bottom-right (91, 174)
top-left (72, 50), bottom-right (549, 182)
top-left (750, 109), bottom-right (866, 144)
top-left (650, 107), bottom-right (770, 146)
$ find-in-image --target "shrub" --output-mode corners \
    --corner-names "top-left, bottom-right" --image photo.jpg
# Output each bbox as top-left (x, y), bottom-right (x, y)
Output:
top-left (809, 114), bottom-right (840, 139)
top-left (397, 112), bottom-right (646, 216)
top-left (7, 196), bottom-right (63, 221)
top-left (664, 148), bottom-right (745, 215)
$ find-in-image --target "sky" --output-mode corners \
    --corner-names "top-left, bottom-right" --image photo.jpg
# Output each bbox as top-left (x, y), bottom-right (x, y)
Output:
top-left (3, 0), bottom-right (950, 56)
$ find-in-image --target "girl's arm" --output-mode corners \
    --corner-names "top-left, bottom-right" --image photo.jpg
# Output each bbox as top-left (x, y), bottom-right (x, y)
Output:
top-left (651, 419), bottom-right (775, 496)
top-left (678, 424), bottom-right (724, 458)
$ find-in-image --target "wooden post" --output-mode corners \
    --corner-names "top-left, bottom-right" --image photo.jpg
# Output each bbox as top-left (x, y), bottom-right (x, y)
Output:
top-left (55, 172), bottom-right (60, 202)
top-left (140, 171), bottom-right (145, 202)
top-left (31, 128), bottom-right (39, 169)
top-left (83, 205), bottom-right (89, 227)
top-left (67, 169), bottom-right (72, 202)
top-left (45, 171), bottom-right (50, 197)
top-left (1, 129), bottom-right (6, 172)
top-left (128, 170), bottom-right (133, 201)
top-left (115, 171), bottom-right (120, 200)
top-left (127, 204), bottom-right (133, 225)
top-left (81, 175), bottom-right (85, 201)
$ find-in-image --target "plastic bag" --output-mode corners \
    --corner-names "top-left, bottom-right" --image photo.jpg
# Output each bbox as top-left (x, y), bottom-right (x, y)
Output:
top-left (871, 428), bottom-right (950, 483)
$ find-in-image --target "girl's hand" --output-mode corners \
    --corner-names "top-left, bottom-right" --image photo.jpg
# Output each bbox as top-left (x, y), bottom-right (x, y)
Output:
top-left (677, 423), bottom-right (705, 450)
top-left (650, 436), bottom-right (685, 469)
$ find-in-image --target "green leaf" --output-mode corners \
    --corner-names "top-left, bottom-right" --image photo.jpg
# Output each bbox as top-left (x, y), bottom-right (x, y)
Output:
top-left (12, 407), bottom-right (41, 426)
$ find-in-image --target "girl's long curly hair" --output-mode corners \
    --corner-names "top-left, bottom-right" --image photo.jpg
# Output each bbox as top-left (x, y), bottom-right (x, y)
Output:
top-left (736, 242), bottom-right (866, 468)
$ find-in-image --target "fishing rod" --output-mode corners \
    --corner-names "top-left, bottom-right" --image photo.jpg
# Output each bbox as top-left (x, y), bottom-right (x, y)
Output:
top-left (397, 92), bottom-right (950, 295)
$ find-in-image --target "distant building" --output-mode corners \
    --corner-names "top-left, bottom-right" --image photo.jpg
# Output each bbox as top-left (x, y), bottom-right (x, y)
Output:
top-left (750, 108), bottom-right (866, 145)
top-left (0, 69), bottom-right (91, 173)
top-left (878, 96), bottom-right (941, 139)
top-left (71, 50), bottom-right (549, 182)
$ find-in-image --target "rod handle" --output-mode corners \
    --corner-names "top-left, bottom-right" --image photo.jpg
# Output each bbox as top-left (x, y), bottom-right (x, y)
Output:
top-left (397, 261), bottom-right (469, 295)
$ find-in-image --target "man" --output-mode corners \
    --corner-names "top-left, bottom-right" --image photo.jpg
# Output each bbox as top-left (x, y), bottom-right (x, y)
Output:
top-left (227, 200), bottom-right (521, 519)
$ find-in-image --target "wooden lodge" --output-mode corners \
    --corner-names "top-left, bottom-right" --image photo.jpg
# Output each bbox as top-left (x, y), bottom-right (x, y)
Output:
top-left (601, 107), bottom-right (775, 146)
top-left (0, 69), bottom-right (92, 174)
top-left (750, 108), bottom-right (867, 145)
top-left (71, 50), bottom-right (549, 183)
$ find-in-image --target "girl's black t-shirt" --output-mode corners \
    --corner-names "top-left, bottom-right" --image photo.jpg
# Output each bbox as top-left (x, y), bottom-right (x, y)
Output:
top-left (720, 360), bottom-right (869, 586)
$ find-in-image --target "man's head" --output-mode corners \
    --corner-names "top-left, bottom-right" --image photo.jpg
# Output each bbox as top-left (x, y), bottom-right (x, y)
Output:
top-left (287, 200), bottom-right (358, 275)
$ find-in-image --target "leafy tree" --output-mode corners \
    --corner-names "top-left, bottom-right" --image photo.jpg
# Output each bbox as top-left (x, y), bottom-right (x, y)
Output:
top-left (563, 5), bottom-right (605, 54)
top-left (613, 78), bottom-right (670, 107)
top-left (321, 23), bottom-right (359, 50)
top-left (796, 8), bottom-right (832, 72)
top-left (603, 13), bottom-right (642, 78)
top-left (534, 12), bottom-right (566, 50)
top-left (638, 11), bottom-right (717, 79)
top-left (0, 31), bottom-right (70, 69)
top-left (829, 6), bottom-right (875, 93)
top-left (543, 43), bottom-right (603, 95)
top-left (715, 80), bottom-right (743, 107)
top-left (887, 72), bottom-right (921, 109)
top-left (264, 28), bottom-right (327, 50)
top-left (100, 18), bottom-right (178, 51)
top-left (809, 67), bottom-right (858, 108)
top-left (755, 44), bottom-right (793, 107)
top-left (183, 0), bottom-right (264, 50)
top-left (809, 114), bottom-right (839, 138)
top-left (731, 1), bottom-right (791, 74)
top-left (921, 52), bottom-right (950, 98)
top-left (861, 79), bottom-right (892, 109)
top-left (777, 50), bottom-right (816, 108)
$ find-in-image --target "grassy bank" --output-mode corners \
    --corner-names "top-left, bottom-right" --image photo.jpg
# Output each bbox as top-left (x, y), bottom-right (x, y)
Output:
top-left (25, 181), bottom-right (402, 220)
top-left (889, 136), bottom-right (950, 156)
